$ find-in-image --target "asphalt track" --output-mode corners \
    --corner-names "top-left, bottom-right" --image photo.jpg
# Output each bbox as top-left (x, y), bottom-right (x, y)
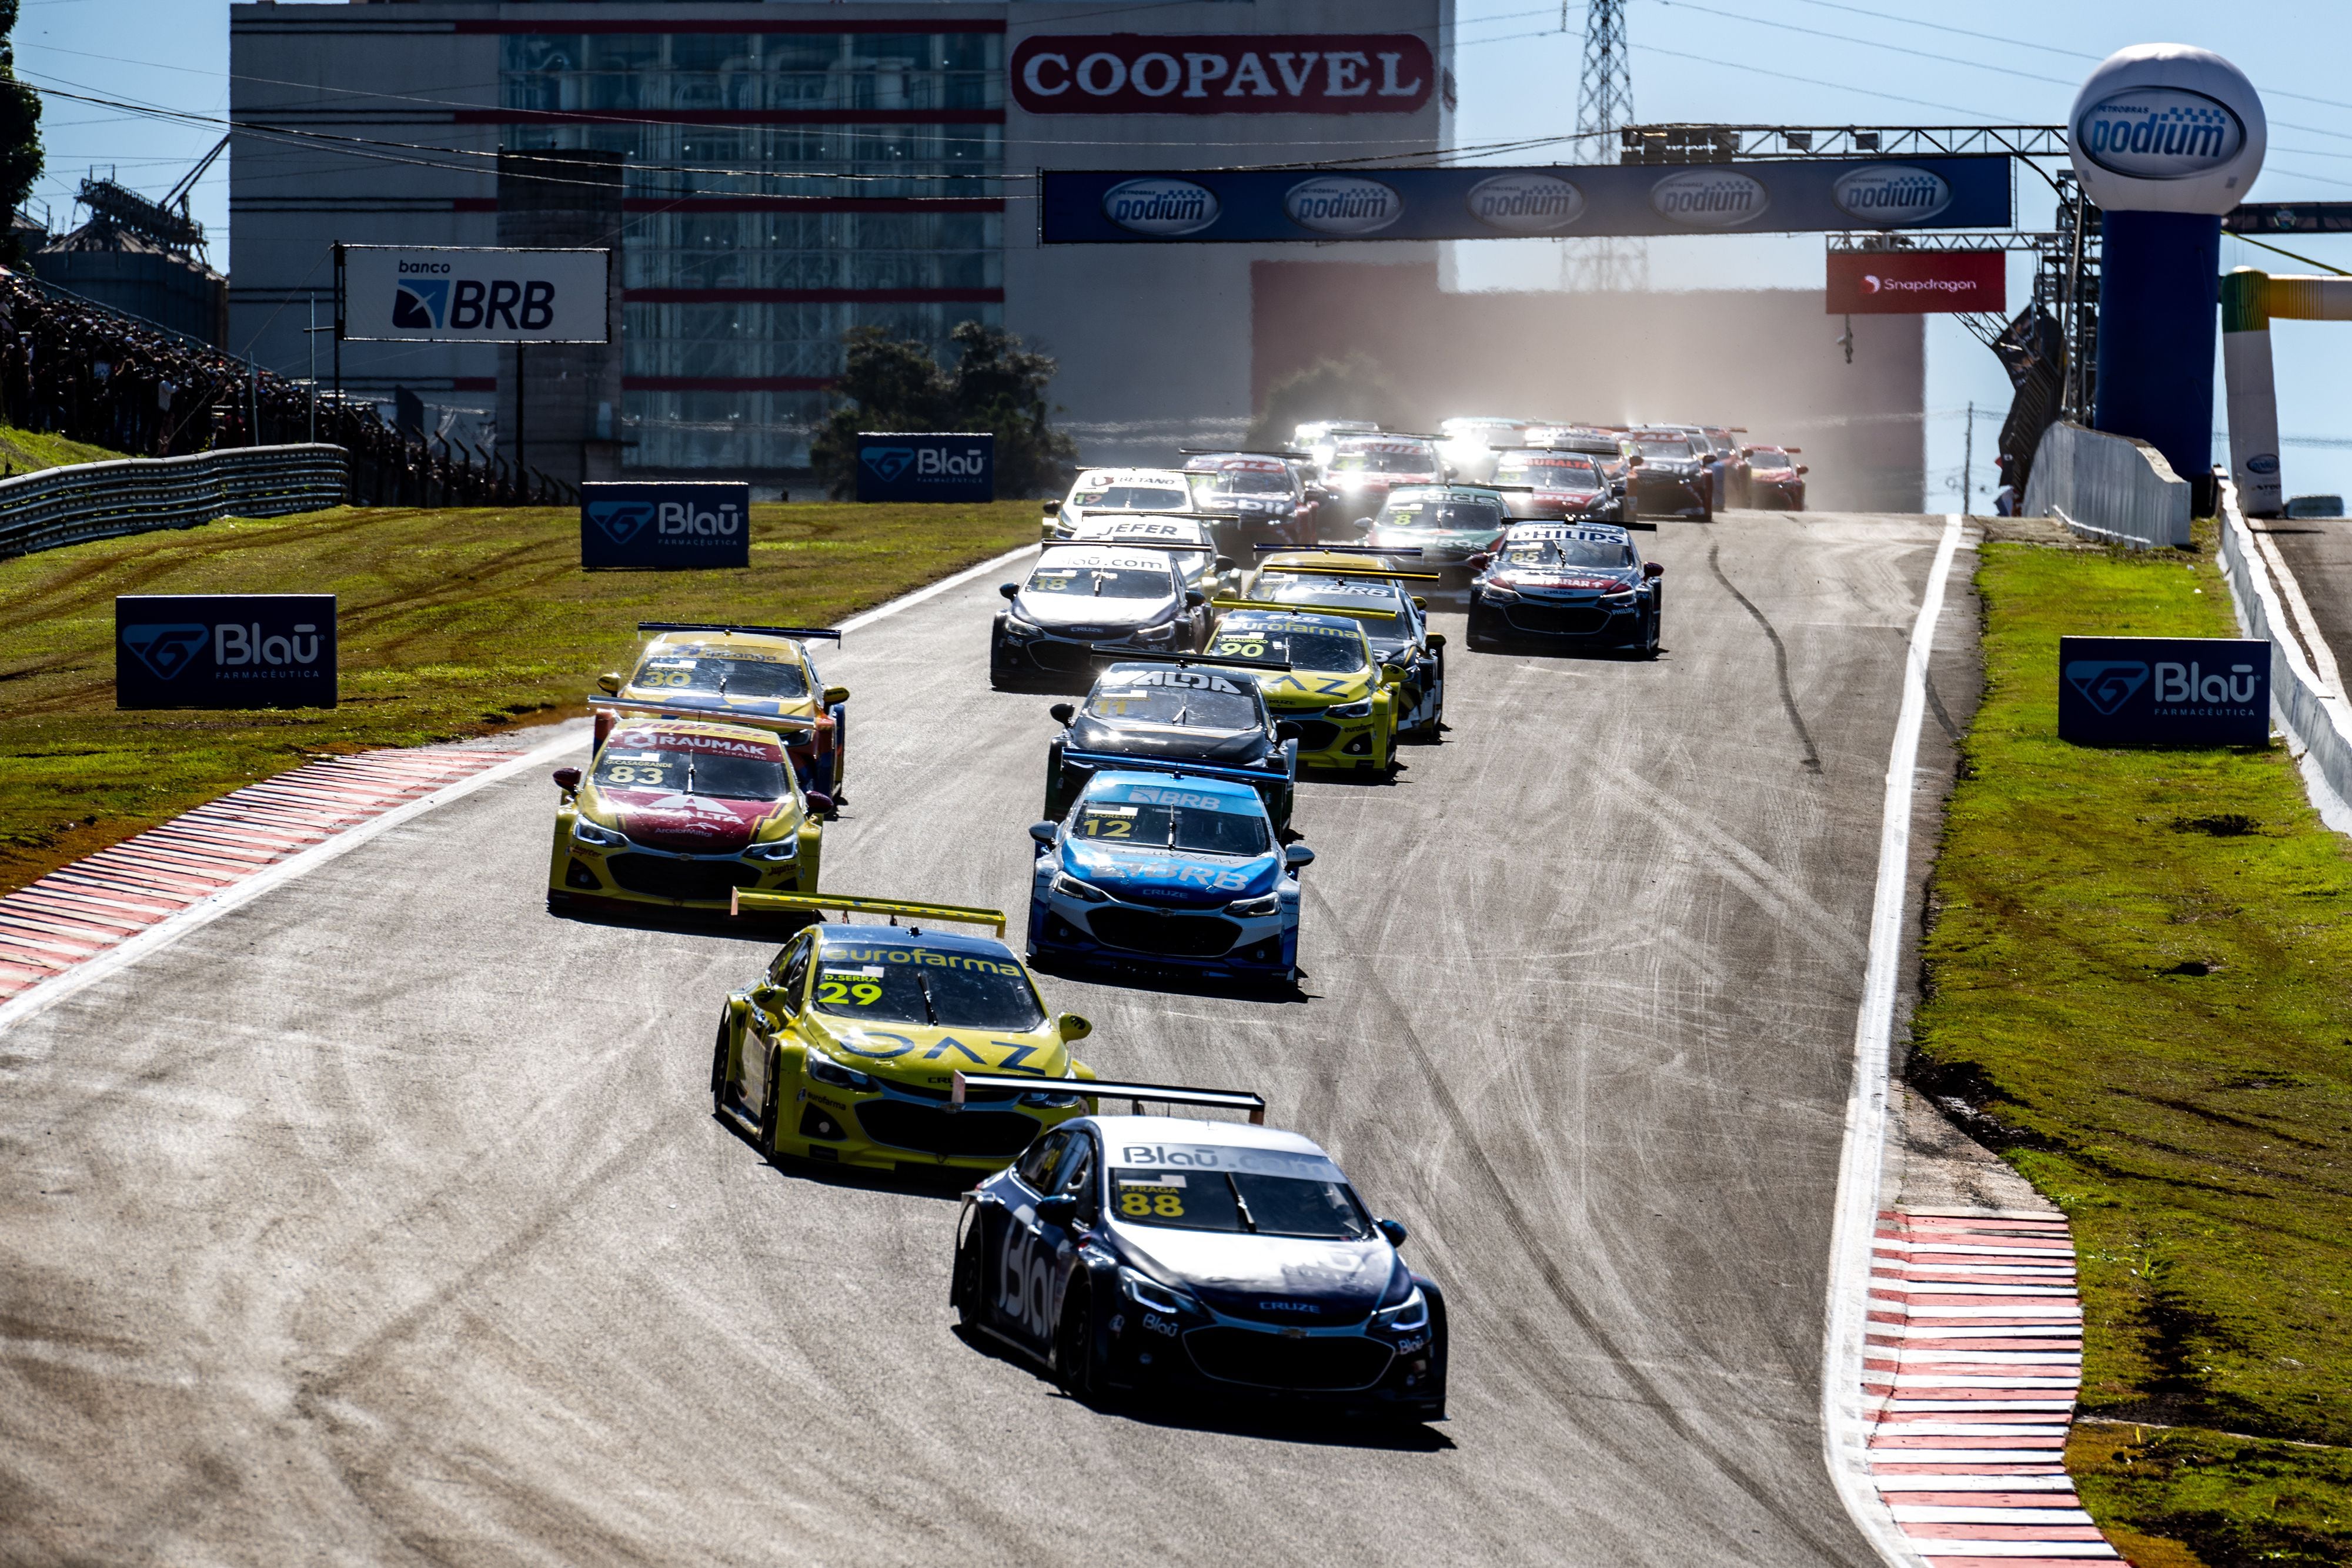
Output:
top-left (1, 509), bottom-right (1969, 1567)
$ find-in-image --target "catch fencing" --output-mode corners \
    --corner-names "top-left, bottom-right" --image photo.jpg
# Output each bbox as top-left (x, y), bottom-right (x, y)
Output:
top-left (2021, 420), bottom-right (2192, 548)
top-left (0, 444), bottom-right (348, 559)
top-left (2217, 474), bottom-right (2352, 826)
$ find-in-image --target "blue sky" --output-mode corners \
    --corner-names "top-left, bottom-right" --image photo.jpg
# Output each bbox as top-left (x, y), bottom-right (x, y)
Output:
top-left (16, 1), bottom-right (2352, 507)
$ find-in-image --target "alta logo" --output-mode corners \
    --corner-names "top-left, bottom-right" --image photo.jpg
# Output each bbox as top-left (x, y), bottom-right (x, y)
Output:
top-left (1284, 175), bottom-right (1404, 236)
top-left (585, 499), bottom-right (656, 544)
top-left (393, 279), bottom-right (449, 331)
top-left (1465, 173), bottom-right (1585, 234)
top-left (2076, 88), bottom-right (2246, 179)
top-left (119, 622), bottom-right (209, 681)
top-left (1102, 177), bottom-right (1222, 236)
top-left (860, 447), bottom-right (917, 483)
top-left (1831, 163), bottom-right (1954, 225)
top-left (1649, 168), bottom-right (1770, 229)
top-left (2063, 659), bottom-right (2150, 716)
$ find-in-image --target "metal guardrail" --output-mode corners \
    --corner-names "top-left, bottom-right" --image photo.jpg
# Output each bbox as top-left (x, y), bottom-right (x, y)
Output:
top-left (2219, 474), bottom-right (2352, 833)
top-left (0, 444), bottom-right (349, 559)
top-left (2021, 421), bottom-right (2191, 549)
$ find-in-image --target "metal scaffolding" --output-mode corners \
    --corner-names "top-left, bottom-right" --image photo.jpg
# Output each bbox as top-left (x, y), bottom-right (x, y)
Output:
top-left (1563, 0), bottom-right (1646, 293)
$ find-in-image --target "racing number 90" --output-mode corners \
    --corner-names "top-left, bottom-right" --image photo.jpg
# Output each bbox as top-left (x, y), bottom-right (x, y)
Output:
top-left (1212, 639), bottom-right (1264, 659)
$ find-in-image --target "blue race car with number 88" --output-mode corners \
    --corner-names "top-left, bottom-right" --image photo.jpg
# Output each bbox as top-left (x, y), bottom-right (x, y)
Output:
top-left (1028, 770), bottom-right (1312, 984)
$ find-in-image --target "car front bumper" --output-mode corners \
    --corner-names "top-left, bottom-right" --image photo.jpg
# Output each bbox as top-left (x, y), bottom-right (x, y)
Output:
top-left (551, 823), bottom-right (808, 912)
top-left (1028, 882), bottom-right (1295, 975)
top-left (1471, 588), bottom-right (1650, 644)
top-left (1100, 1297), bottom-right (1444, 1415)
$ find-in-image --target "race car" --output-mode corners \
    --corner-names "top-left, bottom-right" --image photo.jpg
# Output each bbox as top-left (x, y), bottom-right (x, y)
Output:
top-left (1045, 657), bottom-right (1300, 829)
top-left (1435, 416), bottom-right (1543, 483)
top-left (1041, 468), bottom-right (1193, 543)
top-left (1241, 547), bottom-right (1446, 742)
top-left (1743, 445), bottom-right (1808, 510)
top-left (1466, 521), bottom-right (1664, 657)
top-left (593, 623), bottom-right (849, 800)
top-left (992, 544), bottom-right (1204, 689)
top-left (1321, 433), bottom-right (1445, 530)
top-left (1488, 443), bottom-right (1635, 526)
top-left (951, 1085), bottom-right (1447, 1420)
top-left (1362, 485), bottom-right (1512, 589)
top-left (548, 716), bottom-right (824, 914)
top-left (1027, 770), bottom-right (1312, 983)
top-left (1292, 419), bottom-right (1382, 473)
top-left (710, 892), bottom-right (1100, 1172)
top-left (1626, 429), bottom-right (1714, 520)
top-left (1058, 514), bottom-right (1238, 604)
top-left (1202, 603), bottom-right (1400, 773)
top-left (1180, 452), bottom-right (1317, 556)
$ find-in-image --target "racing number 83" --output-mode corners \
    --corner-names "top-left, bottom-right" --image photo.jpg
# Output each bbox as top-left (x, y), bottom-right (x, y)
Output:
top-left (815, 979), bottom-right (884, 1006)
top-left (600, 764), bottom-right (668, 785)
top-left (1120, 1188), bottom-right (1185, 1218)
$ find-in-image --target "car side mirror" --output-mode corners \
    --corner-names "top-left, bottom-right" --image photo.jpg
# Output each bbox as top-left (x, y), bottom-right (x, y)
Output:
top-left (1425, 632), bottom-right (1446, 650)
top-left (1796, 464), bottom-right (1810, 476)
top-left (804, 791), bottom-right (835, 815)
top-left (1049, 702), bottom-right (1076, 726)
top-left (1464, 553), bottom-right (1489, 571)
top-left (1377, 1218), bottom-right (1409, 1247)
top-left (823, 684), bottom-right (850, 706)
top-left (1284, 844), bottom-right (1315, 870)
top-left (1411, 595), bottom-right (1428, 611)
top-left (1380, 663), bottom-right (1409, 684)
top-left (1029, 820), bottom-right (1058, 847)
top-left (1041, 499), bottom-right (1061, 516)
top-left (595, 672), bottom-right (621, 694)
top-left (1642, 561), bottom-right (1665, 580)
top-left (1185, 589), bottom-right (1205, 609)
top-left (999, 582), bottom-right (1020, 601)
top-left (1274, 720), bottom-right (1303, 741)
top-left (1612, 480), bottom-right (1628, 495)
top-left (1057, 1012), bottom-right (1093, 1041)
top-left (553, 767), bottom-right (582, 793)
top-left (1215, 555), bottom-right (1235, 573)
top-left (1034, 1193), bottom-right (1080, 1225)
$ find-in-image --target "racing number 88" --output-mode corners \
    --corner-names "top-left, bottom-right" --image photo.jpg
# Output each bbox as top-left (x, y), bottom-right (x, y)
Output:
top-left (815, 979), bottom-right (884, 1006)
top-left (1120, 1189), bottom-right (1184, 1218)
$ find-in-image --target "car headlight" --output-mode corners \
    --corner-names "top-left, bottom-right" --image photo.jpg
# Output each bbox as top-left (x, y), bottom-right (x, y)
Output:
top-left (1051, 871), bottom-right (1111, 905)
top-left (1372, 1285), bottom-right (1428, 1333)
top-left (804, 1050), bottom-right (875, 1092)
top-left (1020, 1087), bottom-right (1087, 1109)
top-left (1002, 606), bottom-right (1040, 637)
top-left (1225, 891), bottom-right (1281, 918)
top-left (1327, 698), bottom-right (1374, 718)
top-left (1600, 589), bottom-right (1637, 606)
top-left (1136, 620), bottom-right (1180, 643)
top-left (743, 838), bottom-right (799, 862)
top-left (1479, 579), bottom-right (1520, 600)
top-left (1120, 1266), bottom-right (1198, 1315)
top-left (572, 817), bottom-right (626, 848)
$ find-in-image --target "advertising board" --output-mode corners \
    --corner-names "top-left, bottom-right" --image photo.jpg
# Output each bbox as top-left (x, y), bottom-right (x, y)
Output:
top-left (1011, 35), bottom-right (1433, 115)
top-left (338, 245), bottom-right (610, 344)
top-left (580, 483), bottom-right (751, 569)
top-left (116, 594), bottom-right (337, 710)
top-left (1825, 250), bottom-right (2006, 315)
top-left (2057, 635), bottom-right (2270, 746)
top-left (856, 433), bottom-right (995, 503)
top-left (1044, 157), bottom-right (2010, 243)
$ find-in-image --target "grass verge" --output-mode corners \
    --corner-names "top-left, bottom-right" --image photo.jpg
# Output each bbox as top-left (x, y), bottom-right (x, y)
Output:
top-left (0, 500), bottom-right (1037, 894)
top-left (1909, 526), bottom-right (2352, 1567)
top-left (0, 423), bottom-right (126, 476)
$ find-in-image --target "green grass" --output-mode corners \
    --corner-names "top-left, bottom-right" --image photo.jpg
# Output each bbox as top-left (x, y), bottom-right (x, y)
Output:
top-left (1911, 528), bottom-right (2352, 1567)
top-left (0, 423), bottom-right (128, 477)
top-left (0, 500), bottom-right (1038, 894)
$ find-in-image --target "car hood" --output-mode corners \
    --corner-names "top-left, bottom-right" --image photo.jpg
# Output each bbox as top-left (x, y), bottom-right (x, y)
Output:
top-left (800, 1015), bottom-right (1073, 1084)
top-left (1365, 526), bottom-right (1495, 558)
top-left (1015, 591), bottom-right (1172, 633)
top-left (1114, 1227), bottom-right (1394, 1327)
top-left (1254, 667), bottom-right (1376, 709)
top-left (1068, 714), bottom-right (1271, 764)
top-left (585, 787), bottom-right (789, 853)
top-left (1060, 840), bottom-right (1278, 907)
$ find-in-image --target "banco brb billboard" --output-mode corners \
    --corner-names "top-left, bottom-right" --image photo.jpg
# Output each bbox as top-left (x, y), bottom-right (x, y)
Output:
top-left (338, 245), bottom-right (610, 343)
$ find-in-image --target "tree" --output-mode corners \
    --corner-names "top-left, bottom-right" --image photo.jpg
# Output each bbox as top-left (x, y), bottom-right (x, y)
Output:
top-left (1245, 354), bottom-right (1411, 449)
top-left (809, 320), bottom-right (1077, 500)
top-left (0, 1), bottom-right (39, 265)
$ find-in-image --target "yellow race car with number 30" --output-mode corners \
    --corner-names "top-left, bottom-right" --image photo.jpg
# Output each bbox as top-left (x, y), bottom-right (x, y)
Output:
top-left (1201, 601), bottom-right (1404, 773)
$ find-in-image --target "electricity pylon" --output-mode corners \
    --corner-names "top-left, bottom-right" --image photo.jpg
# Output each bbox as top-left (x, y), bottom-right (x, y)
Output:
top-left (1563, 0), bottom-right (1647, 292)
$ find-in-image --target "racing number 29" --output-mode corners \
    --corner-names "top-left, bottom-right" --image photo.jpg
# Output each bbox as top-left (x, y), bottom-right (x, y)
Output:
top-left (816, 979), bottom-right (884, 1006)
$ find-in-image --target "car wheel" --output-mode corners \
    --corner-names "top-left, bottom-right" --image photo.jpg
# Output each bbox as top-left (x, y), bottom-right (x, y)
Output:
top-left (710, 1014), bottom-right (734, 1114)
top-left (1043, 740), bottom-right (1070, 821)
top-left (757, 1053), bottom-right (784, 1162)
top-left (1055, 1275), bottom-right (1099, 1400)
top-left (1466, 610), bottom-right (1500, 651)
top-left (951, 1219), bottom-right (985, 1328)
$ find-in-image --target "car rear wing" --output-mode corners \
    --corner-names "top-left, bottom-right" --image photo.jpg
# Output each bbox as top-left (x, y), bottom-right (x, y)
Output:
top-left (1254, 564), bottom-right (1445, 583)
top-left (637, 621), bottom-right (843, 641)
top-left (953, 1072), bottom-right (1266, 1124)
top-left (731, 890), bottom-right (1007, 934)
top-left (1061, 539), bottom-right (1217, 552)
top-left (1057, 747), bottom-right (1289, 790)
top-left (1179, 447), bottom-right (1312, 460)
top-left (589, 696), bottom-right (817, 734)
top-left (1211, 597), bottom-right (1398, 621)
top-left (1085, 647), bottom-right (1293, 673)
top-left (1254, 543), bottom-right (1422, 556)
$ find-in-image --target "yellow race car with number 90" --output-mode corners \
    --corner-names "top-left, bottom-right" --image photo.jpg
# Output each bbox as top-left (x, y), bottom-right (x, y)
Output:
top-left (1201, 601), bottom-right (1403, 773)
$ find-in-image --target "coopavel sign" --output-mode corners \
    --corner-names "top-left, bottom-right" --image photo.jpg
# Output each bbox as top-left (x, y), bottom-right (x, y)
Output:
top-left (1012, 35), bottom-right (1432, 115)
top-left (2057, 635), bottom-right (2269, 746)
top-left (580, 483), bottom-right (751, 569)
top-left (338, 245), bottom-right (610, 344)
top-left (856, 433), bottom-right (994, 503)
top-left (116, 594), bottom-right (337, 710)
top-left (1043, 156), bottom-right (2009, 243)
top-left (1825, 250), bottom-right (2005, 315)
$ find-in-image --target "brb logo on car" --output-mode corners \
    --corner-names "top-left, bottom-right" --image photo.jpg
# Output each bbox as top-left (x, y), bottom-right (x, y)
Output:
top-left (1649, 168), bottom-right (1771, 229)
top-left (116, 594), bottom-right (338, 710)
top-left (1284, 175), bottom-right (1403, 236)
top-left (1466, 173), bottom-right (1585, 235)
top-left (2076, 87), bottom-right (2246, 179)
top-left (1831, 164), bottom-right (1955, 225)
top-left (1101, 177), bottom-right (1222, 236)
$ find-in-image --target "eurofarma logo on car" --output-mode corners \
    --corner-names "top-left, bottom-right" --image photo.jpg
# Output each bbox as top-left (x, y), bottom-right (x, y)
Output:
top-left (2074, 87), bottom-right (2247, 177)
top-left (1101, 178), bottom-right (1222, 236)
top-left (1466, 173), bottom-right (1586, 234)
top-left (1830, 164), bottom-right (1956, 225)
top-left (1649, 168), bottom-right (1772, 229)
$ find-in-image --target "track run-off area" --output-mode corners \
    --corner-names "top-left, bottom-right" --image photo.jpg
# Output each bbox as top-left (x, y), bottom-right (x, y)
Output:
top-left (1, 509), bottom-right (1974, 1567)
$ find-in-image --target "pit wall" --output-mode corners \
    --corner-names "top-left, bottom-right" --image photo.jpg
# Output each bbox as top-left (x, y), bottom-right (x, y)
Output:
top-left (2218, 474), bottom-right (2352, 831)
top-left (2022, 421), bottom-right (2190, 549)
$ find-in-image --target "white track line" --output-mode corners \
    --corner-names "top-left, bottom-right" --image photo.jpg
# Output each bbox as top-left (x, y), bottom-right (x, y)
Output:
top-left (1821, 513), bottom-right (1965, 1567)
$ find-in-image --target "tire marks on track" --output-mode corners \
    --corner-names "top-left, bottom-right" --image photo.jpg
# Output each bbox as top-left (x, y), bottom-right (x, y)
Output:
top-left (1709, 543), bottom-right (1824, 774)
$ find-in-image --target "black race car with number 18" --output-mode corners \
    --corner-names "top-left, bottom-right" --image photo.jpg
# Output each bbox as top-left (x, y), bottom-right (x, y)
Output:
top-left (992, 544), bottom-right (1205, 689)
top-left (1466, 522), bottom-right (1663, 656)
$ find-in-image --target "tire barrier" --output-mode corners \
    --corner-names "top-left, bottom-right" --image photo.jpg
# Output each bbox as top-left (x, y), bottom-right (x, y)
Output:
top-left (0, 443), bottom-right (348, 559)
top-left (2020, 420), bottom-right (2191, 549)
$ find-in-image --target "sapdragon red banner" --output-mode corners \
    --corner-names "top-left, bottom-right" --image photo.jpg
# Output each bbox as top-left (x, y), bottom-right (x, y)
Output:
top-left (1012, 35), bottom-right (1434, 115)
top-left (1825, 250), bottom-right (2006, 314)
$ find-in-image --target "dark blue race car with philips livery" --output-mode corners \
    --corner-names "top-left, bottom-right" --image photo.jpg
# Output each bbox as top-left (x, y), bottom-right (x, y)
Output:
top-left (1027, 770), bottom-right (1311, 984)
top-left (1466, 522), bottom-right (1664, 656)
top-left (950, 1083), bottom-right (1447, 1422)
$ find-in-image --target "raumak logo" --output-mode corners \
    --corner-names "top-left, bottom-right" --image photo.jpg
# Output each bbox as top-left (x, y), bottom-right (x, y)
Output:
top-left (2076, 87), bottom-right (2246, 179)
top-left (119, 621), bottom-right (209, 681)
top-left (1102, 177), bottom-right (1222, 236)
top-left (2064, 658), bottom-right (2151, 716)
top-left (1466, 173), bottom-right (1586, 235)
top-left (1649, 168), bottom-right (1770, 229)
top-left (1284, 175), bottom-right (1404, 236)
top-left (584, 499), bottom-right (656, 544)
top-left (1831, 163), bottom-right (1955, 225)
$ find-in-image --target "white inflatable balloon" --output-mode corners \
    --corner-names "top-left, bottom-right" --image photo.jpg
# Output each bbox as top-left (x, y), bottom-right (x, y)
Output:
top-left (2069, 43), bottom-right (2266, 215)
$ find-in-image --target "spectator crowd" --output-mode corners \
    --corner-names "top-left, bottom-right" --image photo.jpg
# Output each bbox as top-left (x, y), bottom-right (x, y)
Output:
top-left (0, 266), bottom-right (572, 506)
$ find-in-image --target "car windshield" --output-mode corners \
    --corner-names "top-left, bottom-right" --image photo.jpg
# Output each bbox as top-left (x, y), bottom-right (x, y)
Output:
top-left (1210, 622), bottom-right (1366, 673)
top-left (1378, 499), bottom-right (1505, 530)
top-left (1330, 443), bottom-right (1438, 475)
top-left (591, 747), bottom-right (789, 801)
top-left (1110, 1168), bottom-right (1371, 1238)
top-left (1256, 575), bottom-right (1405, 618)
top-left (1074, 484), bottom-right (1189, 511)
top-left (630, 654), bottom-right (809, 700)
top-left (1502, 539), bottom-right (1633, 569)
top-left (810, 946), bottom-right (1045, 1029)
top-left (1190, 467), bottom-right (1294, 496)
top-left (1073, 800), bottom-right (1271, 856)
top-left (1026, 563), bottom-right (1173, 600)
top-left (1086, 672), bottom-right (1261, 730)
top-left (1747, 449), bottom-right (1793, 471)
top-left (1636, 437), bottom-right (1692, 460)
top-left (1494, 455), bottom-right (1603, 489)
